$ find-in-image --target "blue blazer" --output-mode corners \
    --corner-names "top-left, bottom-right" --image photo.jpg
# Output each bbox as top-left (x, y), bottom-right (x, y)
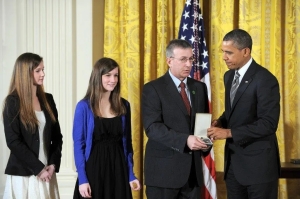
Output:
top-left (73, 98), bottom-right (136, 185)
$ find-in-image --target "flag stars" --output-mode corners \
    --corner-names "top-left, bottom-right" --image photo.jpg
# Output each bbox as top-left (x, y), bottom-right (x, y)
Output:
top-left (202, 50), bottom-right (208, 58)
top-left (178, 0), bottom-right (210, 81)
top-left (198, 37), bottom-right (202, 44)
top-left (189, 36), bottom-right (195, 44)
top-left (185, 0), bottom-right (192, 7)
top-left (198, 13), bottom-right (203, 20)
top-left (180, 35), bottom-right (186, 40)
top-left (190, 23), bottom-right (197, 32)
top-left (201, 61), bottom-right (208, 69)
top-left (181, 23), bottom-right (188, 32)
top-left (183, 11), bottom-right (190, 19)
top-left (192, 11), bottom-right (199, 19)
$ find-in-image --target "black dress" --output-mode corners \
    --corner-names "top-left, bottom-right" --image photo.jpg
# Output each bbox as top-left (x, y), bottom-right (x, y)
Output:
top-left (74, 116), bottom-right (132, 199)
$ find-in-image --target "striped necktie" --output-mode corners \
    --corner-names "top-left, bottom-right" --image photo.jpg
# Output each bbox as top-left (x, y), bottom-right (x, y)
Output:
top-left (230, 71), bottom-right (240, 106)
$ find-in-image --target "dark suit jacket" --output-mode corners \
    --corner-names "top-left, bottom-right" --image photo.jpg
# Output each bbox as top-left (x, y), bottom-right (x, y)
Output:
top-left (142, 71), bottom-right (209, 188)
top-left (3, 93), bottom-right (63, 176)
top-left (219, 59), bottom-right (280, 185)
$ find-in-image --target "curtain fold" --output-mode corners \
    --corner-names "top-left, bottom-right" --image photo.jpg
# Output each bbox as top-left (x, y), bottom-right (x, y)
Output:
top-left (103, 0), bottom-right (300, 198)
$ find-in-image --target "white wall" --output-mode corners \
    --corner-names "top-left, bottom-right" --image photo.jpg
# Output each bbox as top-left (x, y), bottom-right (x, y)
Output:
top-left (0, 0), bottom-right (93, 198)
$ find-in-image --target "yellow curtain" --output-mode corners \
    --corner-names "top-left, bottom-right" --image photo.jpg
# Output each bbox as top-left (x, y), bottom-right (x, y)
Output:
top-left (103, 0), bottom-right (300, 198)
top-left (103, 1), bottom-right (185, 198)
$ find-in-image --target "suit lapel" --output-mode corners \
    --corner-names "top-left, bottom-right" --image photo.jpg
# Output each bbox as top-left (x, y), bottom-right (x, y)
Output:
top-left (225, 70), bottom-right (235, 112)
top-left (230, 61), bottom-right (257, 111)
top-left (187, 79), bottom-right (196, 115)
top-left (187, 79), bottom-right (196, 129)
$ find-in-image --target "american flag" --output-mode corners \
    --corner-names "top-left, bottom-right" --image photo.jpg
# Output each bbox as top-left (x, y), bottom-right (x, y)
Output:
top-left (178, 0), bottom-right (217, 198)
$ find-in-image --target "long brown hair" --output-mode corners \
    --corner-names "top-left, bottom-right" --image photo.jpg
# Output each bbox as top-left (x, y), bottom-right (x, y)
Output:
top-left (4, 52), bottom-right (56, 132)
top-left (84, 57), bottom-right (126, 116)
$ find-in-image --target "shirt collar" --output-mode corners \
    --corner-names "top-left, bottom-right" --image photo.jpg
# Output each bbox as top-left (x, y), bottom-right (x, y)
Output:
top-left (236, 57), bottom-right (252, 80)
top-left (168, 70), bottom-right (187, 88)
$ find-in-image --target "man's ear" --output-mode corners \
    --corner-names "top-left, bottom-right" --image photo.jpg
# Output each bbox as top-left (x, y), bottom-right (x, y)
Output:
top-left (166, 57), bottom-right (172, 66)
top-left (244, 48), bottom-right (251, 57)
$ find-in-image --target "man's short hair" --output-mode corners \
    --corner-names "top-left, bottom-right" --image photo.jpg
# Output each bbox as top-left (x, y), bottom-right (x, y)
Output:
top-left (166, 39), bottom-right (192, 57)
top-left (223, 29), bottom-right (252, 51)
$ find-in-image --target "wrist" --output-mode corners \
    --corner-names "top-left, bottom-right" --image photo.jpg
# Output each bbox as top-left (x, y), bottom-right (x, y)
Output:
top-left (227, 129), bottom-right (232, 138)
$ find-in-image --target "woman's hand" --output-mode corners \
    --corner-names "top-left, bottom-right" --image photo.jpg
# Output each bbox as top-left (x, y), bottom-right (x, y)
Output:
top-left (45, 164), bottom-right (55, 178)
top-left (37, 168), bottom-right (51, 182)
top-left (79, 183), bottom-right (92, 198)
top-left (129, 179), bottom-right (141, 191)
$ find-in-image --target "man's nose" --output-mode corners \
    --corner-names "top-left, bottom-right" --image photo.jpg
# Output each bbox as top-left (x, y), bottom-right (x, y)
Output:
top-left (186, 59), bottom-right (193, 66)
top-left (222, 53), bottom-right (228, 60)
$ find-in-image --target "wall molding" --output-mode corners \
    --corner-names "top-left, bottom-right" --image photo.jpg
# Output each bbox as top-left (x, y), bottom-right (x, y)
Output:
top-left (0, 1), bottom-right (93, 198)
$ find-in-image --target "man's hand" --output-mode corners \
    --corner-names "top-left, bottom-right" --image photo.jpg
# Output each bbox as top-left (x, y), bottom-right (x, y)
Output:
top-left (207, 127), bottom-right (231, 141)
top-left (211, 119), bottom-right (222, 127)
top-left (79, 183), bottom-right (92, 198)
top-left (187, 135), bottom-right (211, 150)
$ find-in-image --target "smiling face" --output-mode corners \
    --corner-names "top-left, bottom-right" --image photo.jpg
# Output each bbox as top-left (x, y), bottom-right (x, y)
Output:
top-left (221, 40), bottom-right (251, 70)
top-left (102, 67), bottom-right (119, 92)
top-left (167, 47), bottom-right (193, 81)
top-left (32, 61), bottom-right (45, 86)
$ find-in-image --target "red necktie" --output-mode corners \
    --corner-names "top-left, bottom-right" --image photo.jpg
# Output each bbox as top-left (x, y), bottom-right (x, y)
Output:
top-left (179, 82), bottom-right (191, 115)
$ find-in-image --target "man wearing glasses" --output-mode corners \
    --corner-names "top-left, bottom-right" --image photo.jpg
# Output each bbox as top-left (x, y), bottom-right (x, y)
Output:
top-left (142, 39), bottom-right (211, 199)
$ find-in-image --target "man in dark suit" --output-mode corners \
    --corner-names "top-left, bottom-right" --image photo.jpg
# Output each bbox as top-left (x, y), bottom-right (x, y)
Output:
top-left (142, 39), bottom-right (211, 199)
top-left (208, 29), bottom-right (280, 199)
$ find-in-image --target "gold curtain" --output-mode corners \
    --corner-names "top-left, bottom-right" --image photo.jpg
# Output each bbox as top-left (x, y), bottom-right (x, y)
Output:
top-left (102, 0), bottom-right (300, 198)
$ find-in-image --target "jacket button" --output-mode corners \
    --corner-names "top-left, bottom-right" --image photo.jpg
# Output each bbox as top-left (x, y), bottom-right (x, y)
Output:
top-left (189, 152), bottom-right (192, 154)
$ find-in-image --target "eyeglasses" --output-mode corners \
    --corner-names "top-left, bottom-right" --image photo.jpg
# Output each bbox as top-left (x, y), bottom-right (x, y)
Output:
top-left (170, 56), bottom-right (195, 63)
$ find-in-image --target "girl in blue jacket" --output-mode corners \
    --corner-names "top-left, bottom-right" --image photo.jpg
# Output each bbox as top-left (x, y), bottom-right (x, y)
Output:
top-left (73, 57), bottom-right (140, 199)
